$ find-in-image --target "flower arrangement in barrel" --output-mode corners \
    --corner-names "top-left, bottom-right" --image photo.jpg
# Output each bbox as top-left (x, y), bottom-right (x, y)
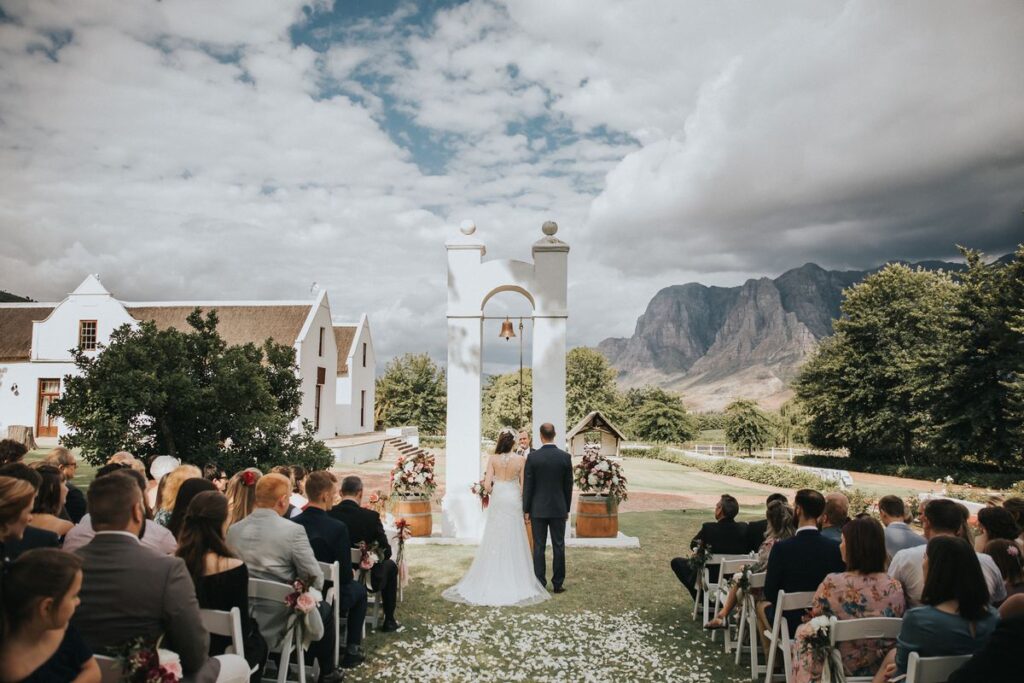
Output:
top-left (390, 450), bottom-right (437, 499)
top-left (573, 442), bottom-right (628, 504)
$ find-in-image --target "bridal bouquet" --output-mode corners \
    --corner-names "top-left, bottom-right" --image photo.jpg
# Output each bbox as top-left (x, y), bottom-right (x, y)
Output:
top-left (116, 636), bottom-right (182, 682)
top-left (390, 451), bottom-right (437, 499)
top-left (471, 479), bottom-right (490, 509)
top-left (800, 616), bottom-right (845, 683)
top-left (573, 443), bottom-right (628, 504)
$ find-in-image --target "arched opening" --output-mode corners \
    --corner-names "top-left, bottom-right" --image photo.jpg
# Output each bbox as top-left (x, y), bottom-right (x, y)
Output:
top-left (481, 289), bottom-right (533, 443)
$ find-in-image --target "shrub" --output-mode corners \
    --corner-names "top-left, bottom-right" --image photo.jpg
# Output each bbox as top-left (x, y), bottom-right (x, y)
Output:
top-left (793, 454), bottom-right (1024, 490)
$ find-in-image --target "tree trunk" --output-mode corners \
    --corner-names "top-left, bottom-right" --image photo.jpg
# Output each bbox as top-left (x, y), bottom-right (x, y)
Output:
top-left (6, 425), bottom-right (37, 451)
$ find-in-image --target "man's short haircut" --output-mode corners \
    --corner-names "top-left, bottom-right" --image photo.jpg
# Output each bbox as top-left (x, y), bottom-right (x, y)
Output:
top-left (719, 494), bottom-right (739, 521)
top-left (794, 489), bottom-right (826, 520)
top-left (0, 439), bottom-right (29, 466)
top-left (341, 475), bottom-right (363, 497)
top-left (0, 462), bottom-right (42, 490)
top-left (878, 495), bottom-right (906, 519)
top-left (766, 493), bottom-right (787, 507)
top-left (87, 472), bottom-right (141, 529)
top-left (44, 446), bottom-right (75, 468)
top-left (823, 492), bottom-right (850, 526)
top-left (254, 473), bottom-right (291, 507)
top-left (304, 471), bottom-right (337, 503)
top-left (95, 462), bottom-right (131, 479)
top-left (923, 498), bottom-right (966, 534)
top-left (539, 423), bottom-right (556, 441)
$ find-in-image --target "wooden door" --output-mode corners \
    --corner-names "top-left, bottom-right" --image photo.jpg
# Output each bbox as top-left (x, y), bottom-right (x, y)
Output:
top-left (36, 378), bottom-right (60, 437)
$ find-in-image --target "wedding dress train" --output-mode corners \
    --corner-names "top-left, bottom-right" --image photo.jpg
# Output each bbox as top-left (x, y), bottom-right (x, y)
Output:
top-left (442, 480), bottom-right (551, 607)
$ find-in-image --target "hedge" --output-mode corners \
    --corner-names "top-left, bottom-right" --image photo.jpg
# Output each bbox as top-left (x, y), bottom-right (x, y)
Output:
top-left (792, 454), bottom-right (1024, 490)
top-left (419, 435), bottom-right (446, 448)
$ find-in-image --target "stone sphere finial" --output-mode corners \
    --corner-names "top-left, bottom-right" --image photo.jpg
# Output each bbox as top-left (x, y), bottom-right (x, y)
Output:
top-left (459, 219), bottom-right (477, 235)
top-left (542, 220), bottom-right (558, 236)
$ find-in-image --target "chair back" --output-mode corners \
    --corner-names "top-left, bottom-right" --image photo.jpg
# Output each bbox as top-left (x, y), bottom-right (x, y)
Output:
top-left (828, 616), bottom-right (902, 645)
top-left (317, 561), bottom-right (342, 669)
top-left (905, 652), bottom-right (973, 683)
top-left (95, 655), bottom-right (121, 683)
top-left (318, 560), bottom-right (341, 593)
top-left (747, 572), bottom-right (766, 589)
top-left (200, 607), bottom-right (246, 659)
top-left (719, 557), bottom-right (753, 577)
top-left (248, 576), bottom-right (293, 602)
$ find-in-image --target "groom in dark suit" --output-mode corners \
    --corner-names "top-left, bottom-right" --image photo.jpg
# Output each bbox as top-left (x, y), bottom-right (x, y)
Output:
top-left (523, 422), bottom-right (573, 593)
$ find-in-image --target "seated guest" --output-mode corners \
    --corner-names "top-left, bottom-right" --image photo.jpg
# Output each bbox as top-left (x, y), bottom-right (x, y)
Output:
top-left (745, 493), bottom-right (788, 553)
top-left (974, 505), bottom-right (1021, 551)
top-left (792, 516), bottom-right (905, 682)
top-left (28, 465), bottom-right (74, 538)
top-left (706, 500), bottom-right (794, 629)
top-left (984, 538), bottom-right (1024, 601)
top-left (167, 478), bottom-right (217, 539)
top-left (819, 492), bottom-right (849, 543)
top-left (889, 498), bottom-right (1005, 606)
top-left (670, 494), bottom-right (749, 599)
top-left (0, 438), bottom-right (28, 466)
top-left (293, 471), bottom-right (371, 665)
top-left (0, 473), bottom-right (39, 562)
top-left (0, 549), bottom-right (100, 683)
top-left (948, 613), bottom-right (1024, 682)
top-left (42, 447), bottom-right (86, 523)
top-left (290, 465), bottom-right (309, 513)
top-left (154, 464), bottom-right (201, 527)
top-left (872, 536), bottom-right (998, 683)
top-left (1003, 497), bottom-right (1024, 542)
top-left (71, 471), bottom-right (237, 683)
top-left (763, 489), bottom-right (845, 637)
top-left (878, 494), bottom-right (925, 558)
top-left (225, 468), bottom-right (262, 525)
top-left (62, 465), bottom-right (176, 555)
top-left (176, 491), bottom-right (267, 676)
top-left (0, 464), bottom-right (60, 560)
top-left (329, 476), bottom-right (404, 632)
top-left (146, 455), bottom-right (180, 511)
top-left (228, 474), bottom-right (344, 681)
top-left (203, 464), bottom-right (228, 493)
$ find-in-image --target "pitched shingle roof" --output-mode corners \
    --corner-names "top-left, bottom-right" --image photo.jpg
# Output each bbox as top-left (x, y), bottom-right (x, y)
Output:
top-left (0, 307), bottom-right (54, 361)
top-left (334, 325), bottom-right (357, 375)
top-left (126, 305), bottom-right (312, 349)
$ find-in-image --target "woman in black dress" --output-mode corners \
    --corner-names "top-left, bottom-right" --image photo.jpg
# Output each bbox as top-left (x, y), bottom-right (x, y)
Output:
top-left (176, 490), bottom-right (266, 678)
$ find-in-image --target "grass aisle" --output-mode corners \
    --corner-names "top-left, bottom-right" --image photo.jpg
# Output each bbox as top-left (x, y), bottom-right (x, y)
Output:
top-left (351, 510), bottom-right (749, 682)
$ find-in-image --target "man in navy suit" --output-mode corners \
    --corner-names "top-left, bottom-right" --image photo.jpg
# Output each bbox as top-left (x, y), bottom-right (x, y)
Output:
top-left (670, 494), bottom-right (750, 598)
top-left (523, 422), bottom-right (573, 593)
top-left (763, 488), bottom-right (844, 636)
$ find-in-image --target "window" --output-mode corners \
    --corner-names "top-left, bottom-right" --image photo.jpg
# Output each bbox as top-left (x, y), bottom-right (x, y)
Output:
top-left (78, 320), bottom-right (97, 350)
top-left (362, 342), bottom-right (367, 368)
top-left (314, 385), bottom-right (322, 432)
top-left (360, 389), bottom-right (366, 428)
top-left (318, 327), bottom-right (325, 356)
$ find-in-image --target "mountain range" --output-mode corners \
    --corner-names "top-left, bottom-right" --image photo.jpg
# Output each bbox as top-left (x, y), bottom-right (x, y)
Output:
top-left (597, 257), bottom-right (998, 412)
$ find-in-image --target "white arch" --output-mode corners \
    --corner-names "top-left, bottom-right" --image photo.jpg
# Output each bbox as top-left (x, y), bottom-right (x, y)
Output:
top-left (443, 224), bottom-right (569, 539)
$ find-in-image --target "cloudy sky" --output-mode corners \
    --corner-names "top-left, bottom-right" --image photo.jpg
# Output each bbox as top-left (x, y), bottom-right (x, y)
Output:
top-left (1, 1), bottom-right (1022, 373)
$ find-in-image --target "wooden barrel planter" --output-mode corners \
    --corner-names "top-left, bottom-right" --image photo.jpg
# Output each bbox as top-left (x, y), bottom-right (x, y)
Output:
top-left (576, 495), bottom-right (618, 538)
top-left (393, 496), bottom-right (432, 537)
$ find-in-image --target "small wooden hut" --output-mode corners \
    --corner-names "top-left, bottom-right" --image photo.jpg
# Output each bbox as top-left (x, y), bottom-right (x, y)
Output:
top-left (567, 410), bottom-right (627, 457)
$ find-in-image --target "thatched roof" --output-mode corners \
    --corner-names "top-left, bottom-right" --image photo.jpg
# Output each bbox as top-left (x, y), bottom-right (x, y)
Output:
top-left (566, 410), bottom-right (627, 441)
top-left (0, 306), bottom-right (54, 361)
top-left (126, 305), bottom-right (312, 349)
top-left (334, 325), bottom-right (357, 375)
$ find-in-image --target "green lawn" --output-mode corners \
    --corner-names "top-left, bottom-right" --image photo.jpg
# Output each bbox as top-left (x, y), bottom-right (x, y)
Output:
top-left (350, 510), bottom-right (749, 682)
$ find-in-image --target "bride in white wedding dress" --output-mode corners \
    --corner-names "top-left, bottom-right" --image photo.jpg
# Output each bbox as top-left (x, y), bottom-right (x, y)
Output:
top-left (442, 430), bottom-right (551, 607)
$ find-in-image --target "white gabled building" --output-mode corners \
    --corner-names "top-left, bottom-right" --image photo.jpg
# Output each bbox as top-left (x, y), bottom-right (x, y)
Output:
top-left (332, 314), bottom-right (376, 435)
top-left (0, 275), bottom-right (376, 443)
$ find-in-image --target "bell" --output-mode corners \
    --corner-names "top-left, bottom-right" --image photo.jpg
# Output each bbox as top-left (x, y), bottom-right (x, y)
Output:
top-left (499, 318), bottom-right (516, 340)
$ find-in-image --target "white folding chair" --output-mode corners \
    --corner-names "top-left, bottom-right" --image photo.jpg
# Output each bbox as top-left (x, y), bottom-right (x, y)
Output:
top-left (734, 571), bottom-right (766, 680)
top-left (904, 652), bottom-right (972, 683)
top-left (201, 607), bottom-right (251, 673)
top-left (350, 548), bottom-right (383, 630)
top-left (95, 655), bottom-right (120, 683)
top-left (828, 616), bottom-right (903, 682)
top-left (762, 590), bottom-right (816, 683)
top-left (318, 561), bottom-right (341, 669)
top-left (249, 577), bottom-right (314, 683)
top-left (712, 557), bottom-right (755, 650)
top-left (698, 553), bottom-right (752, 626)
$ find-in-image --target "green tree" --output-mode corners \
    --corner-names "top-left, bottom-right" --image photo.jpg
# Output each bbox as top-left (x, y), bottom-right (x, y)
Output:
top-left (724, 399), bottom-right (776, 456)
top-left (777, 399), bottom-right (808, 448)
top-left (49, 309), bottom-right (331, 471)
top-left (565, 347), bottom-right (621, 427)
top-left (481, 368), bottom-right (533, 439)
top-left (796, 264), bottom-right (957, 463)
top-left (631, 395), bottom-right (699, 443)
top-left (375, 353), bottom-right (447, 434)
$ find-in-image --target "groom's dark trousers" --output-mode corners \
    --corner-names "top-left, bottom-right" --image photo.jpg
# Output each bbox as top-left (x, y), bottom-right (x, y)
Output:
top-left (531, 517), bottom-right (566, 588)
top-left (523, 443), bottom-right (574, 590)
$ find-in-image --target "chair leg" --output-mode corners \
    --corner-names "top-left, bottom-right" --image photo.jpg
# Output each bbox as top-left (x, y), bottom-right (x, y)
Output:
top-left (763, 634), bottom-right (776, 683)
top-left (735, 599), bottom-right (747, 665)
top-left (692, 585), bottom-right (702, 620)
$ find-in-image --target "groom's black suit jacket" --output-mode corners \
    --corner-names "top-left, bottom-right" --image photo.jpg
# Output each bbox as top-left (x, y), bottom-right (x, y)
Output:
top-left (522, 444), bottom-right (573, 518)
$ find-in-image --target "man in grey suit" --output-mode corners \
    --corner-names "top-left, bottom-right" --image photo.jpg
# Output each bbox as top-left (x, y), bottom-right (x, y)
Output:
top-left (228, 473), bottom-right (348, 680)
top-left (523, 422), bottom-right (573, 593)
top-left (72, 472), bottom-right (239, 683)
top-left (879, 494), bottom-right (926, 557)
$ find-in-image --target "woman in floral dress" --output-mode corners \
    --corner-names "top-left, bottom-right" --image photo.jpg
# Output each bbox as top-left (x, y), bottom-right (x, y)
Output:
top-left (791, 516), bottom-right (905, 682)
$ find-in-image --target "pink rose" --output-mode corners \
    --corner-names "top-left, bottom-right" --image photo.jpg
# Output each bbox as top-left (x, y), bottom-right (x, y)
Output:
top-left (295, 592), bottom-right (317, 614)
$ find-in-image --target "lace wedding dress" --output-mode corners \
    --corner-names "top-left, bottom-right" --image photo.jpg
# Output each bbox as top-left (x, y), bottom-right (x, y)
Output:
top-left (442, 479), bottom-right (551, 607)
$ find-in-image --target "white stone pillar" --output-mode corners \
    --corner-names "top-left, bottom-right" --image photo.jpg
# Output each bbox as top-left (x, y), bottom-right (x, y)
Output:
top-left (531, 223), bottom-right (570, 448)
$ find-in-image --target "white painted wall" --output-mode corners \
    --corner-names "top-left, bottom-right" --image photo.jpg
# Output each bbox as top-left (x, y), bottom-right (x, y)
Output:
top-left (0, 361), bottom-right (77, 437)
top-left (32, 277), bottom-right (136, 362)
top-left (294, 290), bottom-right (337, 440)
top-left (333, 315), bottom-right (376, 436)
